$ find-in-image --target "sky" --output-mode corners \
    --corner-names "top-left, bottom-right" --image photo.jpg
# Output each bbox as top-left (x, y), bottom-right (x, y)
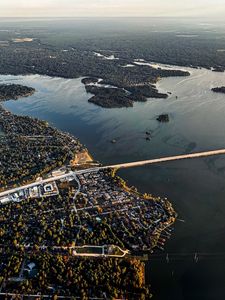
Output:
top-left (0, 0), bottom-right (225, 18)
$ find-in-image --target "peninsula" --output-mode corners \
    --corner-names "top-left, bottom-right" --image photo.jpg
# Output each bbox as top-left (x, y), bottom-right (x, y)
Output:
top-left (0, 89), bottom-right (176, 299)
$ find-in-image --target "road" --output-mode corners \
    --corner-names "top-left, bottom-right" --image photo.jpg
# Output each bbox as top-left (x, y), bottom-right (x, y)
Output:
top-left (1, 149), bottom-right (225, 198)
top-left (72, 173), bottom-right (82, 246)
top-left (103, 149), bottom-right (225, 170)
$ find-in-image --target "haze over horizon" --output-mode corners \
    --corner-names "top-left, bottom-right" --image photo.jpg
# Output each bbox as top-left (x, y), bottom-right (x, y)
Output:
top-left (0, 0), bottom-right (225, 18)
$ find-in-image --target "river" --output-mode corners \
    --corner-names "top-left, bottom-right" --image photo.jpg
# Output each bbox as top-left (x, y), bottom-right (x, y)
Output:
top-left (1, 64), bottom-right (225, 300)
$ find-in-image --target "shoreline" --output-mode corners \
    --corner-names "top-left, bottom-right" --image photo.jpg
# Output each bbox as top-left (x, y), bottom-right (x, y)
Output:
top-left (111, 170), bottom-right (177, 254)
top-left (0, 98), bottom-right (177, 251)
top-left (0, 80), bottom-right (177, 242)
top-left (0, 83), bottom-right (36, 101)
top-left (0, 76), bottom-right (177, 299)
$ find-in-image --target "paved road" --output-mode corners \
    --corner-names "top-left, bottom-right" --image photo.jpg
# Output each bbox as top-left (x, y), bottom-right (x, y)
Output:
top-left (103, 149), bottom-right (225, 170)
top-left (1, 149), bottom-right (225, 198)
top-left (72, 173), bottom-right (82, 246)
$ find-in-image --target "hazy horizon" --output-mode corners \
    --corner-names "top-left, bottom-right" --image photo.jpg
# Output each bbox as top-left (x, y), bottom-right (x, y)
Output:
top-left (0, 0), bottom-right (225, 18)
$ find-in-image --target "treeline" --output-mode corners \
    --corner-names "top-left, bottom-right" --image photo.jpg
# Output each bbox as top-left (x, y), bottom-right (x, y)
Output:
top-left (1, 252), bottom-right (151, 299)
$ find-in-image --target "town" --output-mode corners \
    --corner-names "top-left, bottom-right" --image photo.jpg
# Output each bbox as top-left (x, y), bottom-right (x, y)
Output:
top-left (0, 104), bottom-right (83, 190)
top-left (0, 168), bottom-right (175, 252)
top-left (0, 93), bottom-right (175, 298)
top-left (0, 165), bottom-right (174, 298)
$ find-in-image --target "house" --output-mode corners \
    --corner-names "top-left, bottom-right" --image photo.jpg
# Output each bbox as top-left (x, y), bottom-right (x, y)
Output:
top-left (41, 181), bottom-right (59, 197)
top-left (27, 262), bottom-right (36, 270)
top-left (24, 262), bottom-right (38, 279)
top-left (29, 186), bottom-right (40, 198)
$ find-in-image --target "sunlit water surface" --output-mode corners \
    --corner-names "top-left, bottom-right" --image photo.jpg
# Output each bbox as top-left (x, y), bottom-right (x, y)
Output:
top-left (2, 65), bottom-right (225, 300)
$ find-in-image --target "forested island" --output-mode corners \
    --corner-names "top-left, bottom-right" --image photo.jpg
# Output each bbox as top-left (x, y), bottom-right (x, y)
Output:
top-left (86, 85), bottom-right (134, 108)
top-left (157, 114), bottom-right (170, 122)
top-left (84, 78), bottom-right (168, 108)
top-left (212, 86), bottom-right (225, 94)
top-left (0, 84), bottom-right (35, 101)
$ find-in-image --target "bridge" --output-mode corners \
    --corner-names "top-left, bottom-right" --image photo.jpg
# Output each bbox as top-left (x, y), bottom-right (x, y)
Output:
top-left (1, 149), bottom-right (225, 198)
top-left (102, 149), bottom-right (225, 170)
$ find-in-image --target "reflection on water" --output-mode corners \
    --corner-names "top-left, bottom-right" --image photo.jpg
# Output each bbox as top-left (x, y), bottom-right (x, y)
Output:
top-left (1, 66), bottom-right (225, 300)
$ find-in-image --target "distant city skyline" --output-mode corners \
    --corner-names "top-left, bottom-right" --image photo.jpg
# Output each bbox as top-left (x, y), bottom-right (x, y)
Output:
top-left (0, 0), bottom-right (224, 18)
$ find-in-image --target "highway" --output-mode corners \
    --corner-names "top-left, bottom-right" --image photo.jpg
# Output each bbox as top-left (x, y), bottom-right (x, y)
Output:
top-left (1, 149), bottom-right (225, 198)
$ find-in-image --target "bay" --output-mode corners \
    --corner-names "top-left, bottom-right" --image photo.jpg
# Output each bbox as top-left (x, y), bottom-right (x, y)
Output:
top-left (2, 65), bottom-right (225, 300)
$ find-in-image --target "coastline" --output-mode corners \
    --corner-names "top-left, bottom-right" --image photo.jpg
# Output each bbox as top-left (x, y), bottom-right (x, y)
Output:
top-left (70, 148), bottom-right (95, 167)
top-left (0, 108), bottom-right (175, 298)
top-left (0, 80), bottom-right (177, 246)
top-left (0, 76), bottom-right (177, 299)
top-left (0, 98), bottom-right (176, 248)
top-left (1, 17), bottom-right (225, 298)
top-left (111, 170), bottom-right (177, 253)
top-left (0, 83), bottom-right (36, 101)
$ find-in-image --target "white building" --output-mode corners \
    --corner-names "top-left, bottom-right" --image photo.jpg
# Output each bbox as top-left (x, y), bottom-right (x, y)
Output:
top-left (0, 197), bottom-right (11, 205)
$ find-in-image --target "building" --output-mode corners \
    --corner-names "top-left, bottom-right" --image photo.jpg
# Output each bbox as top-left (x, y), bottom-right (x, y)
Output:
top-left (0, 197), bottom-right (11, 205)
top-left (41, 181), bottom-right (59, 197)
top-left (44, 184), bottom-right (54, 193)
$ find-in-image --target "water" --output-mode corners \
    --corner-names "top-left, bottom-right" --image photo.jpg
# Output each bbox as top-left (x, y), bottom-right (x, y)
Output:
top-left (1, 66), bottom-right (225, 300)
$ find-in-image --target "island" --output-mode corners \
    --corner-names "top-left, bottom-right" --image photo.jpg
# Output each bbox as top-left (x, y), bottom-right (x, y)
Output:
top-left (0, 90), bottom-right (176, 299)
top-left (85, 85), bottom-right (134, 108)
top-left (211, 86), bottom-right (225, 94)
top-left (84, 78), bottom-right (168, 108)
top-left (157, 114), bottom-right (170, 122)
top-left (0, 84), bottom-right (35, 101)
top-left (126, 85), bottom-right (168, 99)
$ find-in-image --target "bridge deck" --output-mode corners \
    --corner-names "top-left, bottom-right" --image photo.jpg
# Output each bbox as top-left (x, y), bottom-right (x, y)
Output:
top-left (104, 149), bottom-right (225, 170)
